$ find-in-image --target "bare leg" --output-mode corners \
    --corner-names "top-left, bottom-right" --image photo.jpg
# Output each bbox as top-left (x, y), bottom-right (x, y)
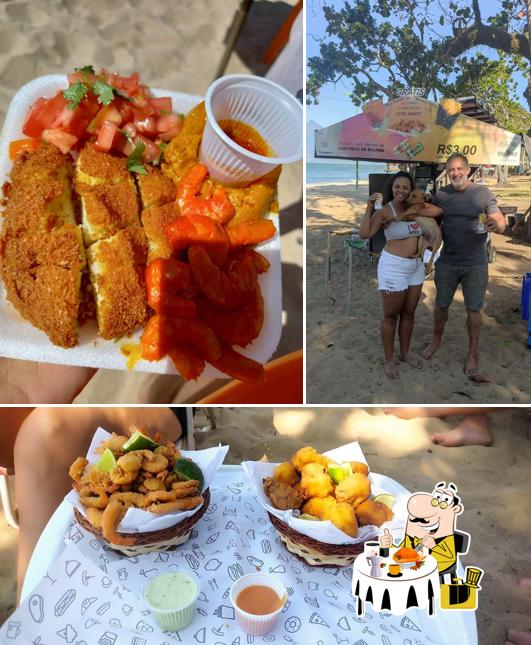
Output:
top-left (14, 407), bottom-right (182, 602)
top-left (506, 629), bottom-right (531, 645)
top-left (465, 309), bottom-right (482, 374)
top-left (432, 413), bottom-right (492, 447)
top-left (421, 306), bottom-right (449, 359)
top-left (380, 291), bottom-right (407, 379)
top-left (398, 284), bottom-right (423, 369)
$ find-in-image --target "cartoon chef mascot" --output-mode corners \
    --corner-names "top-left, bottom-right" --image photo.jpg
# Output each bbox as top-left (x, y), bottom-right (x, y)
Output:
top-left (380, 481), bottom-right (469, 583)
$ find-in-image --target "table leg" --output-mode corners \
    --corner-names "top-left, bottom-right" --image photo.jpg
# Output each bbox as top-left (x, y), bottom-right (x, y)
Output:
top-left (347, 244), bottom-right (353, 314)
top-left (325, 231), bottom-right (331, 298)
top-left (428, 579), bottom-right (435, 616)
top-left (356, 595), bottom-right (364, 616)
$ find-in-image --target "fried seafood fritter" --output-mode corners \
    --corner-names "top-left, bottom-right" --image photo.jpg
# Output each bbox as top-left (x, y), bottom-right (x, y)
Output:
top-left (301, 495), bottom-right (337, 519)
top-left (350, 461), bottom-right (369, 477)
top-left (335, 473), bottom-right (371, 508)
top-left (321, 502), bottom-right (358, 538)
top-left (273, 462), bottom-right (299, 487)
top-left (299, 463), bottom-right (334, 500)
top-left (263, 477), bottom-right (304, 510)
top-left (355, 499), bottom-right (394, 527)
top-left (291, 447), bottom-right (329, 473)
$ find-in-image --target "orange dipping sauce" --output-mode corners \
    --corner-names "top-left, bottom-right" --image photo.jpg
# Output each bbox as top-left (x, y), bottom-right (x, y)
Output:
top-left (236, 585), bottom-right (283, 615)
top-left (218, 119), bottom-right (274, 157)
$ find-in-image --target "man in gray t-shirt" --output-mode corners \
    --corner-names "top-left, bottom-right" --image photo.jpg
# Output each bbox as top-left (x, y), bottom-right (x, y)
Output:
top-left (421, 153), bottom-right (506, 375)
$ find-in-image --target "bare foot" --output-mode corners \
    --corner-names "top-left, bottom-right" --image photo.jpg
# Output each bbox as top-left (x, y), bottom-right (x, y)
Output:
top-left (384, 360), bottom-right (399, 380)
top-left (432, 415), bottom-right (492, 447)
top-left (400, 352), bottom-right (423, 369)
top-left (421, 339), bottom-right (441, 360)
top-left (518, 578), bottom-right (531, 589)
top-left (464, 351), bottom-right (479, 375)
top-left (506, 629), bottom-right (531, 645)
top-left (384, 407), bottom-right (431, 418)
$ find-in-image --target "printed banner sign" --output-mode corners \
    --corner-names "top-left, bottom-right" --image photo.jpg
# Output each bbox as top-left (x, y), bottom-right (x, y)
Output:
top-left (315, 95), bottom-right (521, 165)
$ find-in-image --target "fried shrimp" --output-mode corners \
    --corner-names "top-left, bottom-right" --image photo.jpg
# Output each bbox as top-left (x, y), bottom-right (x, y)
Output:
top-left (101, 501), bottom-right (135, 546)
top-left (110, 465), bottom-right (140, 485)
top-left (140, 452), bottom-right (169, 473)
top-left (69, 457), bottom-right (88, 483)
top-left (116, 452), bottom-right (144, 472)
top-left (95, 433), bottom-right (127, 455)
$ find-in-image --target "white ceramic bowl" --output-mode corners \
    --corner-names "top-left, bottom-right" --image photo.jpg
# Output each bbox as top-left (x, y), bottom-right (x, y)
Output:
top-left (229, 572), bottom-right (287, 635)
top-left (200, 74), bottom-right (302, 186)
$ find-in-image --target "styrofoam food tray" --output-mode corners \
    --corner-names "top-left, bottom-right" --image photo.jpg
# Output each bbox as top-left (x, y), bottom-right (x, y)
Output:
top-left (0, 75), bottom-right (281, 375)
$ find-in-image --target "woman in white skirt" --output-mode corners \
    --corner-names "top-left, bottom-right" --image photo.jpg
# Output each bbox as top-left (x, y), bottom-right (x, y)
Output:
top-left (359, 172), bottom-right (442, 379)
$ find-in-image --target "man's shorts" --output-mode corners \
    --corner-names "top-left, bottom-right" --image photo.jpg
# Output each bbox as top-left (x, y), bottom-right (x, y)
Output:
top-left (377, 249), bottom-right (425, 293)
top-left (434, 261), bottom-right (488, 311)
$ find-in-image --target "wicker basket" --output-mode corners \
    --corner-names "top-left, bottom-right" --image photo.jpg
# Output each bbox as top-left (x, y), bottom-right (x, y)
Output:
top-left (74, 488), bottom-right (210, 556)
top-left (268, 511), bottom-right (377, 566)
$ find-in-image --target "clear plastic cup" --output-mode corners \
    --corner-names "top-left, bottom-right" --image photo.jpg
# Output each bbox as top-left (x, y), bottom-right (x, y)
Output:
top-left (143, 571), bottom-right (200, 632)
top-left (200, 74), bottom-right (302, 186)
top-left (230, 572), bottom-right (287, 635)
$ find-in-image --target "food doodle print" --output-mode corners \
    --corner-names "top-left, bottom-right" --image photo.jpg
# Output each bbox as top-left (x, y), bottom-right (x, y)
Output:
top-left (1, 475), bottom-right (475, 644)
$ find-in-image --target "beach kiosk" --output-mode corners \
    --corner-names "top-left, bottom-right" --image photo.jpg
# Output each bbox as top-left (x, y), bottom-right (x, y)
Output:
top-left (315, 95), bottom-right (522, 308)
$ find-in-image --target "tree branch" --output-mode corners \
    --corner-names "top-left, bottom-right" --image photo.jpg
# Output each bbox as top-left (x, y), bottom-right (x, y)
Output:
top-left (445, 24), bottom-right (529, 59)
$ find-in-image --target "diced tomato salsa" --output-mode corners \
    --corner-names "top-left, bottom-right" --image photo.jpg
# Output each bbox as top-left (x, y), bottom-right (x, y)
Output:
top-left (18, 67), bottom-right (183, 164)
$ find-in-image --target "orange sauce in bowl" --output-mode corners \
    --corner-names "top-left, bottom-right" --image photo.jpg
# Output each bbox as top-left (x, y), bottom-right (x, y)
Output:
top-left (218, 119), bottom-right (274, 157)
top-left (236, 585), bottom-right (283, 615)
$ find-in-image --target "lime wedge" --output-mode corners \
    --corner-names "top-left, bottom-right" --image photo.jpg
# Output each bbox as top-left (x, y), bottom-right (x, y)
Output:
top-left (174, 457), bottom-right (204, 490)
top-left (328, 462), bottom-right (353, 484)
top-left (373, 493), bottom-right (396, 510)
top-left (122, 430), bottom-right (159, 452)
top-left (299, 513), bottom-right (320, 521)
top-left (96, 448), bottom-right (117, 472)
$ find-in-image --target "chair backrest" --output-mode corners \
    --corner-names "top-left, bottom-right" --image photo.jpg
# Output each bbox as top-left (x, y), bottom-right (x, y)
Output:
top-left (170, 407), bottom-right (195, 450)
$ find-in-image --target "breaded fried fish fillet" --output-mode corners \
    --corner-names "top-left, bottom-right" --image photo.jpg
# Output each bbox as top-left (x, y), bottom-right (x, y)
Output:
top-left (87, 226), bottom-right (148, 339)
top-left (75, 144), bottom-right (140, 245)
top-left (2, 143), bottom-right (76, 238)
top-left (136, 165), bottom-right (177, 210)
top-left (141, 202), bottom-right (179, 262)
top-left (1, 225), bottom-right (85, 347)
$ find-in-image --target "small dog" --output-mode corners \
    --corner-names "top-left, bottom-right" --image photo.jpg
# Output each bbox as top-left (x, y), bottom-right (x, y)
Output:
top-left (397, 188), bottom-right (442, 274)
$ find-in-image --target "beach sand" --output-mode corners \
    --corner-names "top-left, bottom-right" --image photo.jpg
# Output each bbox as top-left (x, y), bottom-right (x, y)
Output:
top-left (0, 0), bottom-right (302, 403)
top-left (307, 176), bottom-right (531, 403)
top-left (1, 406), bottom-right (530, 644)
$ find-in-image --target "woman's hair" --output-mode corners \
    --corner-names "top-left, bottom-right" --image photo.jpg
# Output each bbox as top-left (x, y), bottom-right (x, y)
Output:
top-left (382, 171), bottom-right (414, 205)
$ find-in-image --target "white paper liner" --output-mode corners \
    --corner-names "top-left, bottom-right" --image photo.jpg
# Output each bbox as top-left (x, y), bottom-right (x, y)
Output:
top-left (66, 427), bottom-right (228, 533)
top-left (242, 441), bottom-right (407, 545)
top-left (0, 74), bottom-right (282, 375)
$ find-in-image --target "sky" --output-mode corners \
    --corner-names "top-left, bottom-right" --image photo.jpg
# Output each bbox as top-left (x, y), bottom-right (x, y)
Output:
top-left (306, 0), bottom-right (529, 128)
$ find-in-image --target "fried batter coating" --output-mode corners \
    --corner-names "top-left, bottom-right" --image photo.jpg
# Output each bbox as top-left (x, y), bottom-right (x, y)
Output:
top-left (80, 492), bottom-right (109, 509)
top-left (355, 499), bottom-right (393, 527)
top-left (86, 508), bottom-right (103, 529)
top-left (273, 462), bottom-right (299, 487)
top-left (301, 495), bottom-right (337, 519)
top-left (141, 452), bottom-right (168, 473)
top-left (263, 477), bottom-right (304, 510)
top-left (299, 463), bottom-right (334, 500)
top-left (321, 502), bottom-right (358, 538)
top-left (95, 433), bottom-right (127, 455)
top-left (350, 461), bottom-right (369, 477)
top-left (69, 457), bottom-right (88, 483)
top-left (335, 473), bottom-right (371, 508)
top-left (136, 165), bottom-right (177, 210)
top-left (116, 452), bottom-right (144, 472)
top-left (109, 492), bottom-right (148, 508)
top-left (146, 496), bottom-right (203, 513)
top-left (291, 447), bottom-right (330, 473)
top-left (101, 501), bottom-right (135, 546)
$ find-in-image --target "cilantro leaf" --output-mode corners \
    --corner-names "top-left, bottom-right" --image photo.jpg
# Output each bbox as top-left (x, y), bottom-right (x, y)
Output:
top-left (114, 88), bottom-right (132, 102)
top-left (75, 65), bottom-right (95, 75)
top-left (93, 80), bottom-right (115, 106)
top-left (158, 142), bottom-right (168, 152)
top-left (63, 81), bottom-right (89, 110)
top-left (126, 141), bottom-right (148, 175)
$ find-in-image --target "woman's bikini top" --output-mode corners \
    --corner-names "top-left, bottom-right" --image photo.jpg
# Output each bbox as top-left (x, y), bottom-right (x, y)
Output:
top-left (383, 201), bottom-right (422, 240)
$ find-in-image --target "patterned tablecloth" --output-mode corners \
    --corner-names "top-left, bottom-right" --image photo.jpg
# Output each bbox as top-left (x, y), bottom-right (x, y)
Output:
top-left (5, 468), bottom-right (477, 645)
